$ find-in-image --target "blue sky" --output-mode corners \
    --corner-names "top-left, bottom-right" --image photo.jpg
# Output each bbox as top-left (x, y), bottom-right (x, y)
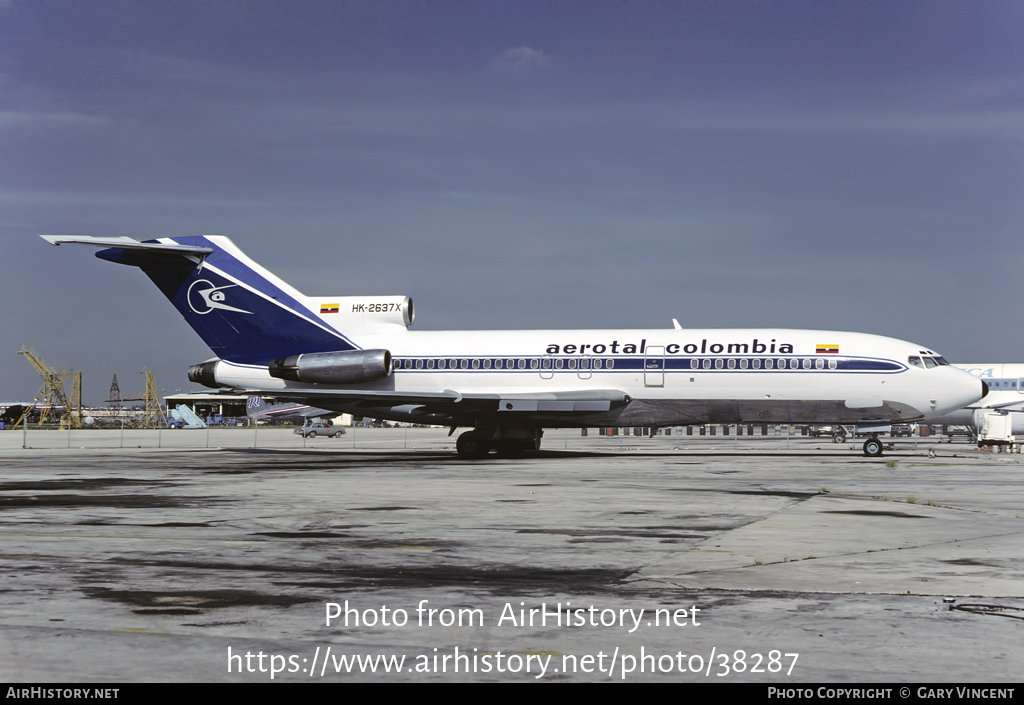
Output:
top-left (2, 1), bottom-right (1022, 404)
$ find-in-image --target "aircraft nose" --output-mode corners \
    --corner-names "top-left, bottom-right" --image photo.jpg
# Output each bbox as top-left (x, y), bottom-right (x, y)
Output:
top-left (928, 367), bottom-right (987, 417)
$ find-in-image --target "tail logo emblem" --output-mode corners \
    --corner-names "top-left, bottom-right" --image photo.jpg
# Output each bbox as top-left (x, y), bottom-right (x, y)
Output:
top-left (187, 279), bottom-right (252, 315)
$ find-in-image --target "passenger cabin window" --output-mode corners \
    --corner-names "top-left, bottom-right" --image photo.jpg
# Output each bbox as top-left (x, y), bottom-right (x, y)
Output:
top-left (690, 359), bottom-right (699, 369)
top-left (555, 359), bottom-right (564, 369)
top-left (579, 358), bottom-right (590, 369)
top-left (815, 359), bottom-right (824, 369)
top-left (593, 359), bottom-right (603, 369)
top-left (740, 359), bottom-right (748, 369)
top-left (714, 359), bottom-right (723, 369)
top-left (727, 358), bottom-right (736, 369)
top-left (702, 359), bottom-right (711, 369)
top-left (607, 359), bottom-right (615, 369)
top-left (438, 359), bottom-right (446, 369)
top-left (828, 359), bottom-right (837, 370)
top-left (752, 359), bottom-right (761, 369)
top-left (472, 359), bottom-right (480, 369)
top-left (517, 359), bottom-right (526, 369)
top-left (483, 359), bottom-right (491, 369)
top-left (416, 359), bottom-right (423, 369)
top-left (427, 359), bottom-right (435, 369)
top-left (765, 359), bottom-right (774, 369)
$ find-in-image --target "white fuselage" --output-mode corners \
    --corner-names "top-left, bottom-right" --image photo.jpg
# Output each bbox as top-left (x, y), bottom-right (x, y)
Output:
top-left (209, 327), bottom-right (983, 427)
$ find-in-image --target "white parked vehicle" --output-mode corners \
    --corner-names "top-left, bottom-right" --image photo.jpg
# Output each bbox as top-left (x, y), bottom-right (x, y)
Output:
top-left (294, 421), bottom-right (345, 439)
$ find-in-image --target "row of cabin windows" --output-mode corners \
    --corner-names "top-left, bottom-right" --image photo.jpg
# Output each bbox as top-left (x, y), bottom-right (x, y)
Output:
top-left (689, 357), bottom-right (837, 370)
top-left (985, 379), bottom-right (1019, 389)
top-left (393, 357), bottom-right (840, 371)
top-left (396, 358), bottom-right (617, 370)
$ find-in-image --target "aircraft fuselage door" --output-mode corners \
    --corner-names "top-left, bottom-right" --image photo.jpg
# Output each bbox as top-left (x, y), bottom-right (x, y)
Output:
top-left (645, 346), bottom-right (665, 387)
top-left (577, 356), bottom-right (592, 380)
top-left (540, 355), bottom-right (554, 380)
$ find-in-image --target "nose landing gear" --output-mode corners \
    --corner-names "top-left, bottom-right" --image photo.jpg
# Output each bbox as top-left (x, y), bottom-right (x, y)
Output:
top-left (862, 436), bottom-right (884, 457)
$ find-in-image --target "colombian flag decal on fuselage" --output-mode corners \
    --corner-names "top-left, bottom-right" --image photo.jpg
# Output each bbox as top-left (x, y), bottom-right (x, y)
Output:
top-left (816, 344), bottom-right (839, 354)
top-left (320, 303), bottom-right (340, 314)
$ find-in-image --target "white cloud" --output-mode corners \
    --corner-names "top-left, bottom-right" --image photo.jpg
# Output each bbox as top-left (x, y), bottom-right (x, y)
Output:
top-left (491, 46), bottom-right (550, 74)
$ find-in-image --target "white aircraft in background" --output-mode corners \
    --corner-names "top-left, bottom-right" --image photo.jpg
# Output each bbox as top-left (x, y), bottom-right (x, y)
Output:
top-left (924, 364), bottom-right (1024, 441)
top-left (245, 396), bottom-right (335, 423)
top-left (41, 234), bottom-right (985, 458)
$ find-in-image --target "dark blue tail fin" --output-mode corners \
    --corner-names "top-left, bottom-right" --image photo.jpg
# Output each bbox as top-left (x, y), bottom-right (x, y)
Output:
top-left (50, 235), bottom-right (358, 365)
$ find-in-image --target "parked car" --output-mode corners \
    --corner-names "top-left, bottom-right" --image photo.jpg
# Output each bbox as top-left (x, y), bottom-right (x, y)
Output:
top-left (294, 421), bottom-right (346, 439)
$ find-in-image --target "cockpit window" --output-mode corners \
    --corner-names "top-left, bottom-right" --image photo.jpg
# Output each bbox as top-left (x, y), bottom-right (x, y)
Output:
top-left (908, 356), bottom-right (923, 368)
top-left (923, 357), bottom-right (937, 369)
top-left (934, 357), bottom-right (950, 366)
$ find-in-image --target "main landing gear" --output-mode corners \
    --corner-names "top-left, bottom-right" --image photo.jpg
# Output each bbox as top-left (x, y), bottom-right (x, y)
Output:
top-left (456, 429), bottom-right (541, 459)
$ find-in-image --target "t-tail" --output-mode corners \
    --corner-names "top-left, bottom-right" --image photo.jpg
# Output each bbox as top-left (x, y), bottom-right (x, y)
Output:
top-left (40, 235), bottom-right (413, 369)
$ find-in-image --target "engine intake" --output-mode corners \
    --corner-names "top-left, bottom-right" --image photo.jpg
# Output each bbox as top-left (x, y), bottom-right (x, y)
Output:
top-left (269, 349), bottom-right (392, 385)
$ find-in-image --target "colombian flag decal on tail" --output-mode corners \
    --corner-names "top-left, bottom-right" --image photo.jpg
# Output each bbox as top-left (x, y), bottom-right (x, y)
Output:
top-left (816, 344), bottom-right (839, 354)
top-left (320, 303), bottom-right (340, 314)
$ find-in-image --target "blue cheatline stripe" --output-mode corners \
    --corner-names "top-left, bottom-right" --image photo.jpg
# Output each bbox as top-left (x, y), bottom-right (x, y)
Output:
top-left (381, 356), bottom-right (905, 373)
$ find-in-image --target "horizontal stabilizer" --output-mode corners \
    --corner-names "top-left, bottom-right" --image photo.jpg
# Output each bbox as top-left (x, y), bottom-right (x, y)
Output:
top-left (245, 396), bottom-right (333, 419)
top-left (40, 235), bottom-right (213, 255)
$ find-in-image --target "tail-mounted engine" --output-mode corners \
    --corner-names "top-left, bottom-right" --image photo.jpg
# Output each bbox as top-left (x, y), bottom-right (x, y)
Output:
top-left (187, 360), bottom-right (222, 389)
top-left (268, 349), bottom-right (392, 385)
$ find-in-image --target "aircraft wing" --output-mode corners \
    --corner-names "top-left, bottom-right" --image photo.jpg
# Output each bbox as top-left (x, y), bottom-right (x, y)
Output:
top-left (226, 387), bottom-right (630, 413)
top-left (967, 400), bottom-right (1024, 411)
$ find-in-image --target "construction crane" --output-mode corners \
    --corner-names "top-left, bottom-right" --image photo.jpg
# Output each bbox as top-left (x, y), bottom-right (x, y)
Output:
top-left (139, 366), bottom-right (167, 428)
top-left (103, 370), bottom-right (166, 428)
top-left (13, 345), bottom-right (82, 429)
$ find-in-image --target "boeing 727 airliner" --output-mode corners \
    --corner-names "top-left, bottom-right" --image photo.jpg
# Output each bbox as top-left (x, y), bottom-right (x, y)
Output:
top-left (41, 234), bottom-right (985, 457)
